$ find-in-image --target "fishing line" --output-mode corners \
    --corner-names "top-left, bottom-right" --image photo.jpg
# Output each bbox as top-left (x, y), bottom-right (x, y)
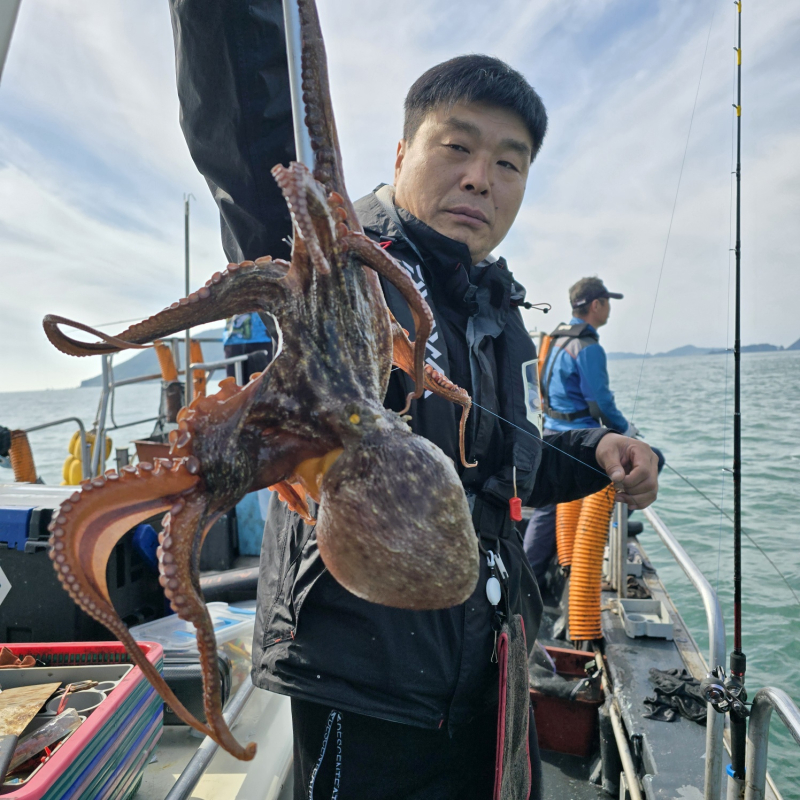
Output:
top-left (473, 390), bottom-right (799, 607)
top-left (629, 3), bottom-right (719, 423)
top-left (469, 400), bottom-right (611, 482)
top-left (90, 316), bottom-right (149, 328)
top-left (665, 462), bottom-right (800, 607)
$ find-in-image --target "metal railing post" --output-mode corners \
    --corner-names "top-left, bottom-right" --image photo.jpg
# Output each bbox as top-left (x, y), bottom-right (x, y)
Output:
top-left (643, 507), bottom-right (727, 800)
top-left (616, 502), bottom-right (628, 599)
top-left (744, 687), bottom-right (800, 800)
top-left (91, 355), bottom-right (112, 478)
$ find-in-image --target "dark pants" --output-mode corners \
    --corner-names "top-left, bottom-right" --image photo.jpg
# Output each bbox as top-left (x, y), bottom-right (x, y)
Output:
top-left (523, 440), bottom-right (665, 584)
top-left (291, 698), bottom-right (542, 800)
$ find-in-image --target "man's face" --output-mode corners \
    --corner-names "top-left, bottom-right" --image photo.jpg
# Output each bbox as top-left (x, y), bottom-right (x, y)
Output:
top-left (594, 297), bottom-right (611, 327)
top-left (393, 102), bottom-right (533, 264)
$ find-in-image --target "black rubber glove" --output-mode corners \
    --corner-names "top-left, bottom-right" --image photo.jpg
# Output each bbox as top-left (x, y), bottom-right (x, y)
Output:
top-left (0, 425), bottom-right (10, 458)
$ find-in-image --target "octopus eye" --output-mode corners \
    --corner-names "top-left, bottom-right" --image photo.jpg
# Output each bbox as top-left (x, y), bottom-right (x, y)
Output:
top-left (349, 413), bottom-right (361, 425)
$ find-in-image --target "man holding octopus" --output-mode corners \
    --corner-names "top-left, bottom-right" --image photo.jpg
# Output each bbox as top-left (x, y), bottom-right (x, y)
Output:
top-left (169, 2), bottom-right (659, 796)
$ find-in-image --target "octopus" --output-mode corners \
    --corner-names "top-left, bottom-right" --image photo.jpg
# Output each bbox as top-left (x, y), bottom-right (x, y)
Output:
top-left (41, 0), bottom-right (480, 761)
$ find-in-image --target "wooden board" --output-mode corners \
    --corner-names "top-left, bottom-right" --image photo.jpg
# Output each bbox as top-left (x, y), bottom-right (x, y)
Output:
top-left (0, 683), bottom-right (61, 736)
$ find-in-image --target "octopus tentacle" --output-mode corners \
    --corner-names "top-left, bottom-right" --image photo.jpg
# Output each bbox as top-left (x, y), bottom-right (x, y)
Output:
top-left (268, 480), bottom-right (315, 524)
top-left (47, 461), bottom-right (214, 739)
top-left (391, 321), bottom-right (477, 468)
top-left (158, 497), bottom-right (257, 760)
top-left (43, 258), bottom-right (290, 357)
top-left (342, 232), bottom-right (433, 410)
top-left (425, 365), bottom-right (477, 469)
top-left (272, 163), bottom-right (332, 278)
top-left (296, 0), bottom-right (357, 228)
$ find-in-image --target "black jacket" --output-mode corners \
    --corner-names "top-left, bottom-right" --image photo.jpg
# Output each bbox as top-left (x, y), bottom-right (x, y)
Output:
top-left (168, 0), bottom-right (611, 730)
top-left (250, 191), bottom-right (610, 731)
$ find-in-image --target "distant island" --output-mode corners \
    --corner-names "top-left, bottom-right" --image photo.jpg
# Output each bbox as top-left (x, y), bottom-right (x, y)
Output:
top-left (607, 338), bottom-right (800, 360)
top-left (80, 328), bottom-right (226, 387)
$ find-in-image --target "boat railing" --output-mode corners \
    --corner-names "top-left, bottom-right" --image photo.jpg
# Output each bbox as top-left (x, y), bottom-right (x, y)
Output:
top-left (642, 507), bottom-right (727, 800)
top-left (164, 679), bottom-right (256, 800)
top-left (88, 340), bottom-right (266, 478)
top-left (190, 349), bottom-right (271, 387)
top-left (745, 688), bottom-right (800, 800)
top-left (22, 417), bottom-right (91, 481)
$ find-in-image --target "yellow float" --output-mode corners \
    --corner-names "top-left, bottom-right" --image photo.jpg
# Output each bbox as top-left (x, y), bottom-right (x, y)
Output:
top-left (61, 430), bottom-right (112, 485)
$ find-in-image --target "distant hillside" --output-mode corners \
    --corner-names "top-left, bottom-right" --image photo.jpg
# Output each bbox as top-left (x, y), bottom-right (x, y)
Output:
top-left (608, 341), bottom-right (793, 360)
top-left (80, 328), bottom-right (226, 387)
top-left (708, 343), bottom-right (784, 355)
top-left (605, 351), bottom-right (647, 360)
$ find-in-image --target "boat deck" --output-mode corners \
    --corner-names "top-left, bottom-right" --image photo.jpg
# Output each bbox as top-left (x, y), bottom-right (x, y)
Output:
top-left (537, 531), bottom-right (711, 800)
top-left (541, 750), bottom-right (605, 799)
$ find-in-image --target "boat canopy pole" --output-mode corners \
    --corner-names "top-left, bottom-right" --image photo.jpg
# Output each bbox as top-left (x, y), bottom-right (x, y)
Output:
top-left (184, 194), bottom-right (193, 406)
top-left (283, 0), bottom-right (315, 168)
top-left (0, 0), bottom-right (20, 85)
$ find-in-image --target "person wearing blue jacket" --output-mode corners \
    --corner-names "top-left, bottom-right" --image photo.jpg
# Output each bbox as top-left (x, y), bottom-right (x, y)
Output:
top-left (540, 277), bottom-right (634, 435)
top-left (524, 277), bottom-right (654, 582)
top-left (222, 312), bottom-right (273, 383)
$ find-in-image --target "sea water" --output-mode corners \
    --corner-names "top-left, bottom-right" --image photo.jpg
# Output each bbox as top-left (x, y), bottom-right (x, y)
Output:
top-left (610, 350), bottom-right (800, 795)
top-left (1, 352), bottom-right (798, 793)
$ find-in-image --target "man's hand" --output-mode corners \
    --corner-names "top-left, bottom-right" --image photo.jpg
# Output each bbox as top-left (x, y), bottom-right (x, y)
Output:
top-left (595, 433), bottom-right (658, 510)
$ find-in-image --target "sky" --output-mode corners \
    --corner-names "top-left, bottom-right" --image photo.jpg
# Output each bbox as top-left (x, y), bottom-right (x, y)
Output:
top-left (0, 0), bottom-right (798, 391)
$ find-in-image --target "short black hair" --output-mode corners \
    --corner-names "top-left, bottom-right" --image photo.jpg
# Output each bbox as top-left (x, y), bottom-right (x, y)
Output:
top-left (403, 55), bottom-right (548, 161)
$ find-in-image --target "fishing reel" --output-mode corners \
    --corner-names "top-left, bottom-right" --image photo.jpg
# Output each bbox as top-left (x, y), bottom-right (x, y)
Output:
top-left (701, 665), bottom-right (749, 718)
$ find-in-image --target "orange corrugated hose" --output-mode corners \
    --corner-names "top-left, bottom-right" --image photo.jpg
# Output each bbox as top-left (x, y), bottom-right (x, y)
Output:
top-left (536, 334), bottom-right (554, 380)
top-left (568, 485), bottom-right (616, 641)
top-left (154, 341), bottom-right (178, 382)
top-left (190, 340), bottom-right (206, 398)
top-left (9, 430), bottom-right (37, 483)
top-left (555, 499), bottom-right (583, 567)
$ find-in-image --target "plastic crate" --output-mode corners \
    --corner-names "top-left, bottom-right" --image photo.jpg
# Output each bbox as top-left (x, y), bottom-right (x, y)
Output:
top-left (0, 641), bottom-right (163, 800)
top-left (131, 602), bottom-right (255, 695)
top-left (529, 646), bottom-right (604, 757)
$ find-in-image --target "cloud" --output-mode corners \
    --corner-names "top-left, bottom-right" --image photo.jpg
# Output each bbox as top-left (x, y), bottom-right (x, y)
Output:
top-left (1, 0), bottom-right (798, 393)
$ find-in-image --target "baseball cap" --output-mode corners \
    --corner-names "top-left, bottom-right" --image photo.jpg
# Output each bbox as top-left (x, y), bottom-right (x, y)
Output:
top-left (569, 277), bottom-right (623, 308)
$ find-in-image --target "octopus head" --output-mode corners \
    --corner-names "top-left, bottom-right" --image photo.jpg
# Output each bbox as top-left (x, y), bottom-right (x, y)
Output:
top-left (316, 416), bottom-right (479, 610)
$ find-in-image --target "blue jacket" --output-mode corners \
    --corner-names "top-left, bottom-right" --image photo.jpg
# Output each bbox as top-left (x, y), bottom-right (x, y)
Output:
top-left (542, 318), bottom-right (628, 433)
top-left (222, 312), bottom-right (271, 346)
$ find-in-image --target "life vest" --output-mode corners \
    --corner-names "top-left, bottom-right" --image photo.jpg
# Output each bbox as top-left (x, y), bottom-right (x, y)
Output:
top-left (539, 322), bottom-right (600, 423)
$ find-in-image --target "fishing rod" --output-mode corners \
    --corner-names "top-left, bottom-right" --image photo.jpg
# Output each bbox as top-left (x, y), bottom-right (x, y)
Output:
top-left (702, 3), bottom-right (749, 795)
top-left (728, 0), bottom-right (748, 784)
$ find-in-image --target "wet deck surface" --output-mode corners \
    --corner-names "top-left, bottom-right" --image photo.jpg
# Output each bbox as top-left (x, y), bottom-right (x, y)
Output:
top-left (540, 750), bottom-right (605, 799)
top-left (601, 538), bottom-right (708, 800)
